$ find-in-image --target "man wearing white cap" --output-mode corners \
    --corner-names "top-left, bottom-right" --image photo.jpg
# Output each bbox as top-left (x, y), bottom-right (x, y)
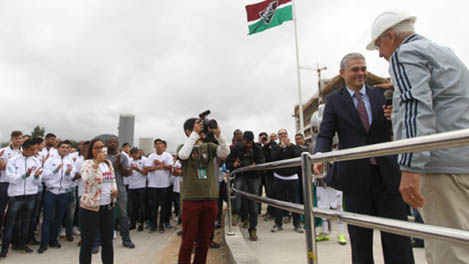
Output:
top-left (367, 10), bottom-right (469, 263)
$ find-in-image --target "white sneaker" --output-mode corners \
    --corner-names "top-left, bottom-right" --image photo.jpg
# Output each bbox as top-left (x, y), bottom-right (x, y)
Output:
top-left (113, 231), bottom-right (116, 240)
top-left (72, 227), bottom-right (81, 236)
top-left (59, 227), bottom-right (66, 238)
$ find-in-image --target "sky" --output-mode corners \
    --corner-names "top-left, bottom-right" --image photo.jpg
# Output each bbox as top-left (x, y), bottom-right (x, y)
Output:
top-left (1, 0), bottom-right (468, 153)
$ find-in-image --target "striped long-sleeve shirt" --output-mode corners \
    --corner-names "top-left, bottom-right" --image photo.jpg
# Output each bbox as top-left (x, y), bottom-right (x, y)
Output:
top-left (389, 34), bottom-right (469, 174)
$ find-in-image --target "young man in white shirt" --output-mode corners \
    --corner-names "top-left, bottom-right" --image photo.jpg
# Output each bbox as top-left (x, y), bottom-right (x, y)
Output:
top-left (128, 147), bottom-right (147, 232)
top-left (0, 139), bottom-right (42, 258)
top-left (144, 139), bottom-right (173, 233)
top-left (0, 130), bottom-right (23, 234)
top-left (38, 140), bottom-right (75, 253)
top-left (40, 133), bottom-right (59, 165)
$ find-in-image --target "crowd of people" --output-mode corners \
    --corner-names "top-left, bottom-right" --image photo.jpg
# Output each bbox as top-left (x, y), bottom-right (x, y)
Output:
top-left (0, 130), bottom-right (226, 263)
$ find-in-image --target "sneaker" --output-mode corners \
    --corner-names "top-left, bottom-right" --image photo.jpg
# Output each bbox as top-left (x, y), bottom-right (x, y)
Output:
top-left (122, 240), bottom-right (135, 249)
top-left (164, 222), bottom-right (173, 229)
top-left (159, 225), bottom-right (165, 233)
top-left (72, 226), bottom-right (81, 236)
top-left (18, 245), bottom-right (33, 253)
top-left (215, 220), bottom-right (222, 229)
top-left (59, 228), bottom-right (66, 238)
top-left (137, 224), bottom-right (144, 232)
top-left (242, 220), bottom-right (249, 229)
top-left (66, 234), bottom-right (74, 242)
top-left (249, 229), bottom-right (258, 241)
top-left (37, 244), bottom-right (48, 254)
top-left (49, 241), bottom-right (61, 249)
top-left (316, 232), bottom-right (330, 241)
top-left (208, 240), bottom-right (221, 249)
top-left (294, 226), bottom-right (305, 233)
top-left (232, 214), bottom-right (239, 226)
top-left (337, 234), bottom-right (347, 245)
top-left (271, 225), bottom-right (283, 233)
top-left (177, 230), bottom-right (183, 236)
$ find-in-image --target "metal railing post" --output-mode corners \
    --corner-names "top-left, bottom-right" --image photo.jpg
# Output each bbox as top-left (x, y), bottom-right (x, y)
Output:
top-left (301, 152), bottom-right (318, 264)
top-left (225, 170), bottom-right (235, 236)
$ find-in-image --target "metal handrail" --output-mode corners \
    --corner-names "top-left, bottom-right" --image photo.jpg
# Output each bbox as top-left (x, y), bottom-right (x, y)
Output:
top-left (233, 187), bottom-right (469, 245)
top-left (227, 128), bottom-right (469, 264)
top-left (229, 128), bottom-right (469, 175)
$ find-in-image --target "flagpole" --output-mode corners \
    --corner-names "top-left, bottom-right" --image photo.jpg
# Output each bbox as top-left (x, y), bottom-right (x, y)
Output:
top-left (291, 0), bottom-right (305, 136)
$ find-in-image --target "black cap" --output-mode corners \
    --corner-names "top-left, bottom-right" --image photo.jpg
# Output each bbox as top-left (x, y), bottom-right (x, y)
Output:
top-left (243, 131), bottom-right (254, 142)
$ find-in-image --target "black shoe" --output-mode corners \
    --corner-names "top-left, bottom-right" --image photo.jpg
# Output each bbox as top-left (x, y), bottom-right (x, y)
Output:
top-left (0, 249), bottom-right (6, 258)
top-left (91, 246), bottom-right (99, 254)
top-left (149, 227), bottom-right (156, 233)
top-left (122, 240), bottom-right (135, 249)
top-left (66, 234), bottom-right (74, 242)
top-left (137, 224), bottom-right (144, 232)
top-left (159, 226), bottom-right (164, 233)
top-left (411, 239), bottom-right (424, 248)
top-left (18, 245), bottom-right (33, 253)
top-left (49, 241), bottom-right (61, 249)
top-left (11, 244), bottom-right (19, 251)
top-left (215, 221), bottom-right (222, 229)
top-left (177, 230), bottom-right (183, 236)
top-left (37, 244), bottom-right (48, 254)
top-left (129, 223), bottom-right (136, 230)
top-left (208, 240), bottom-right (221, 249)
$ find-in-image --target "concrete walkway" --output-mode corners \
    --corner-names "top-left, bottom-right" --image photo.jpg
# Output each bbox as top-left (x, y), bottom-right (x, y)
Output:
top-left (237, 211), bottom-right (427, 263)
top-left (4, 224), bottom-right (176, 264)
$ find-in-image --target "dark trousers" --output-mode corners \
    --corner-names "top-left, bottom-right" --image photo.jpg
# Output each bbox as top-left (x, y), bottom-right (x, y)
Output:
top-left (263, 173), bottom-right (275, 216)
top-left (178, 200), bottom-right (217, 264)
top-left (148, 187), bottom-right (167, 228)
top-left (0, 183), bottom-right (9, 232)
top-left (29, 190), bottom-right (43, 241)
top-left (216, 181), bottom-right (226, 221)
top-left (64, 190), bottom-right (76, 235)
top-left (1, 195), bottom-right (35, 251)
top-left (163, 186), bottom-right (173, 224)
top-left (232, 176), bottom-right (261, 230)
top-left (343, 166), bottom-right (414, 264)
top-left (272, 177), bottom-right (300, 228)
top-left (79, 206), bottom-right (114, 264)
top-left (128, 188), bottom-right (146, 224)
top-left (41, 191), bottom-right (68, 245)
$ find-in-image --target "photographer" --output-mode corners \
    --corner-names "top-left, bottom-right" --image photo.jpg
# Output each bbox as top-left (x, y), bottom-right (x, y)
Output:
top-left (227, 131), bottom-right (265, 241)
top-left (176, 118), bottom-right (229, 264)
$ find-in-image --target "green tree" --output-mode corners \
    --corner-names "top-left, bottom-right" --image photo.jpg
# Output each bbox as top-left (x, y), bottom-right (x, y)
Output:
top-left (31, 125), bottom-right (45, 138)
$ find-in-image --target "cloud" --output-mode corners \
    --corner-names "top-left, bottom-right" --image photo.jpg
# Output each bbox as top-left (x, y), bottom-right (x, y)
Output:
top-left (0, 0), bottom-right (468, 153)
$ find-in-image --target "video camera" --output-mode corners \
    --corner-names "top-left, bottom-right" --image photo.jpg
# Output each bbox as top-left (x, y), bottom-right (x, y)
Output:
top-left (199, 110), bottom-right (218, 143)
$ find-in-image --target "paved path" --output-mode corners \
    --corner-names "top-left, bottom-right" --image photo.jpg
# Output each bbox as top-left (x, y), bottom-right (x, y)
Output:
top-left (237, 210), bottom-right (427, 263)
top-left (4, 223), bottom-right (176, 264)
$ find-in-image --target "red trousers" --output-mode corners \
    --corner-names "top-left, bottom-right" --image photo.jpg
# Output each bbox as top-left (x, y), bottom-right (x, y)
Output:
top-left (178, 200), bottom-right (218, 264)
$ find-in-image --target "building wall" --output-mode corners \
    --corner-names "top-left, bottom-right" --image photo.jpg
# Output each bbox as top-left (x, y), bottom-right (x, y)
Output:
top-left (118, 114), bottom-right (135, 147)
top-left (139, 137), bottom-right (154, 156)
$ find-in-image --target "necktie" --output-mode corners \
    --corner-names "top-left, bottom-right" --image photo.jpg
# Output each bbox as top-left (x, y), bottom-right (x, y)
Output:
top-left (354, 92), bottom-right (377, 165)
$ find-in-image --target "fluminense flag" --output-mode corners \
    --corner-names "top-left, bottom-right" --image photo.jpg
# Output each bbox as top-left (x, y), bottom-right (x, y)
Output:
top-left (246, 0), bottom-right (292, 35)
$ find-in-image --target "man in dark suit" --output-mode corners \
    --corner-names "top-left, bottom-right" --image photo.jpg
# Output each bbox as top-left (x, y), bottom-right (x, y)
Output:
top-left (313, 52), bottom-right (414, 264)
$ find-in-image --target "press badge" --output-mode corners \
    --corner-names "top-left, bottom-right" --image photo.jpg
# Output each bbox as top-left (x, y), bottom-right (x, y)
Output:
top-left (198, 166), bottom-right (207, 180)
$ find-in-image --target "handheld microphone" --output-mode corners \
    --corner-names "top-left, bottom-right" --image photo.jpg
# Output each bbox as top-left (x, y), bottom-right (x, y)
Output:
top-left (384, 89), bottom-right (393, 106)
top-left (383, 89), bottom-right (394, 136)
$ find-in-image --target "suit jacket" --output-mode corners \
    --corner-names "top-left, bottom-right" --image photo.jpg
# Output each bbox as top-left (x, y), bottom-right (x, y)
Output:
top-left (314, 85), bottom-right (401, 194)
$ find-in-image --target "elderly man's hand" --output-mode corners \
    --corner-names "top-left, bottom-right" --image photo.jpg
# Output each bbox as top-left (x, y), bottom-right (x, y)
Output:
top-left (399, 171), bottom-right (425, 208)
top-left (382, 105), bottom-right (392, 121)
